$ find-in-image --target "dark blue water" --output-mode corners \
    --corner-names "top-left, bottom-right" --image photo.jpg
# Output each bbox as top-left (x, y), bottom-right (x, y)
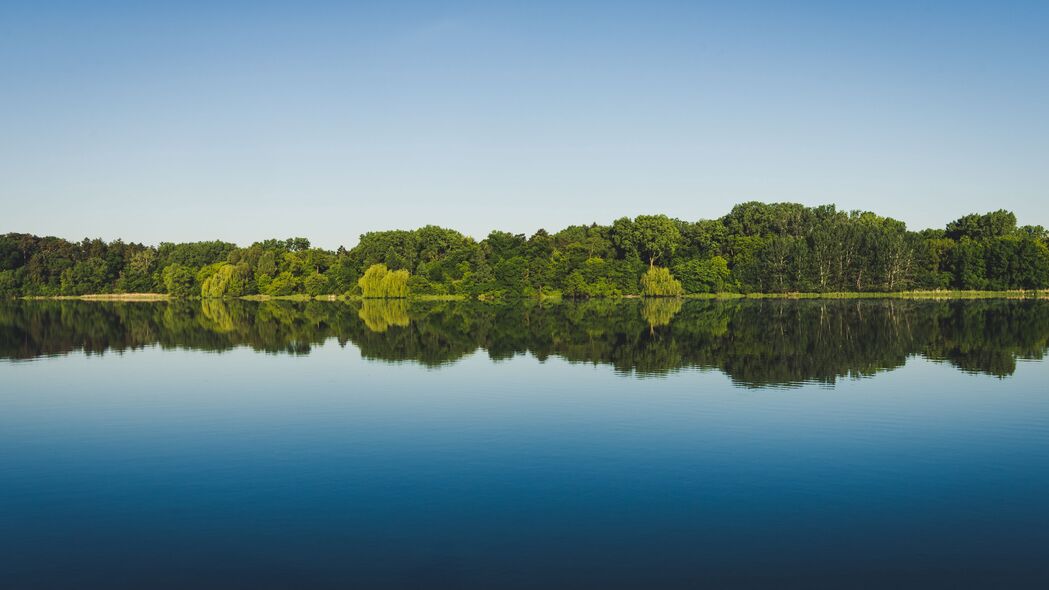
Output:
top-left (2, 300), bottom-right (1048, 588)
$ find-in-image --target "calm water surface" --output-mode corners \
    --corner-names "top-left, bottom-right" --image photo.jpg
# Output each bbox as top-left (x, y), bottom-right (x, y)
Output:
top-left (2, 299), bottom-right (1048, 588)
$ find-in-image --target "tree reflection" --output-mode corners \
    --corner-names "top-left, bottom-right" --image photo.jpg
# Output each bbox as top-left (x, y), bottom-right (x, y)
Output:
top-left (1, 299), bottom-right (1047, 387)
top-left (641, 298), bottom-right (683, 331)
top-left (358, 300), bottom-right (410, 333)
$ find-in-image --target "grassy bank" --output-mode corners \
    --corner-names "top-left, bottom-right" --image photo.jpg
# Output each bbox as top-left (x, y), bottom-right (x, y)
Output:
top-left (22, 293), bottom-right (171, 301)
top-left (685, 290), bottom-right (1049, 300)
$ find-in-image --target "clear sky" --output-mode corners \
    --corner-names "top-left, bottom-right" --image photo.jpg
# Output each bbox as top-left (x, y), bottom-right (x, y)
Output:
top-left (1, 1), bottom-right (1047, 249)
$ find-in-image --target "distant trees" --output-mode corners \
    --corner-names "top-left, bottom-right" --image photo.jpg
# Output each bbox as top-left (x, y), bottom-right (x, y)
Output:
top-left (1, 204), bottom-right (1047, 299)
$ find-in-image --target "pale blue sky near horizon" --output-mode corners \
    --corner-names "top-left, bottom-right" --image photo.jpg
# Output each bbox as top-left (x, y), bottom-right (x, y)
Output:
top-left (1, 0), bottom-right (1047, 249)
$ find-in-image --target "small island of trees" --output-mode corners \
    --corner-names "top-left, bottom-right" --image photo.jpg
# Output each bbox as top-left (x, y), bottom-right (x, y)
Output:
top-left (1, 202), bottom-right (1047, 299)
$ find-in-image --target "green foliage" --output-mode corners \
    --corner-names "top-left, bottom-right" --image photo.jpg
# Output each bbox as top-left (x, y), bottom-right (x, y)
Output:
top-left (0, 270), bottom-right (18, 298)
top-left (383, 269), bottom-right (410, 298)
top-left (358, 263), bottom-right (410, 298)
top-left (951, 238), bottom-right (987, 289)
top-left (303, 272), bottom-right (330, 296)
top-left (358, 264), bottom-right (388, 298)
top-left (201, 263), bottom-right (251, 298)
top-left (406, 275), bottom-right (447, 295)
top-left (563, 270), bottom-right (622, 298)
top-left (265, 272), bottom-right (299, 296)
top-left (612, 214), bottom-right (681, 267)
top-left (563, 270), bottom-right (588, 298)
top-left (161, 264), bottom-right (196, 297)
top-left (60, 257), bottom-right (111, 295)
top-left (946, 210), bottom-right (1017, 241)
top-left (118, 249), bottom-right (157, 292)
top-left (256, 250), bottom-right (277, 277)
top-left (640, 267), bottom-right (684, 297)
top-left (2, 204), bottom-right (1047, 299)
top-left (673, 256), bottom-right (731, 293)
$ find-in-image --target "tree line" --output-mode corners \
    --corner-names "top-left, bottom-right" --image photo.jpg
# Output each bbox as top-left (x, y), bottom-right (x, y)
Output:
top-left (2, 202), bottom-right (1047, 298)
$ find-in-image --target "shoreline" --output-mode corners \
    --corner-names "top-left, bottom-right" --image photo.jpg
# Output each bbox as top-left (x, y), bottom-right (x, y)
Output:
top-left (21, 293), bottom-right (172, 301)
top-left (14, 289), bottom-right (1049, 302)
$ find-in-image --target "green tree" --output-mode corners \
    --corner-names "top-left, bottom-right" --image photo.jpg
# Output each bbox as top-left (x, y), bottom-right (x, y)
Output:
top-left (951, 238), bottom-right (987, 289)
top-left (303, 272), bottom-right (331, 296)
top-left (359, 263), bottom-right (410, 298)
top-left (613, 215), bottom-right (681, 268)
top-left (640, 266), bottom-right (684, 297)
top-left (201, 263), bottom-right (251, 297)
top-left (0, 270), bottom-right (18, 298)
top-left (119, 249), bottom-right (158, 292)
top-left (673, 256), bottom-right (731, 293)
top-left (162, 264), bottom-right (197, 297)
top-left (946, 210), bottom-right (1017, 241)
top-left (60, 257), bottom-right (110, 295)
top-left (265, 272), bottom-right (299, 296)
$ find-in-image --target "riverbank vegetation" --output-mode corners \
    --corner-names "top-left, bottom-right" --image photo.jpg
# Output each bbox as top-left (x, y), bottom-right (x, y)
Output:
top-left (2, 203), bottom-right (1047, 299)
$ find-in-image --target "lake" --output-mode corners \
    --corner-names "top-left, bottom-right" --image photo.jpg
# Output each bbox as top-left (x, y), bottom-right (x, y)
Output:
top-left (2, 298), bottom-right (1048, 588)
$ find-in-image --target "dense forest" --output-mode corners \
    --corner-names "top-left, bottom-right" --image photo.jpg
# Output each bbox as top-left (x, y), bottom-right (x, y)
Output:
top-left (2, 202), bottom-right (1048, 299)
top-left (3, 299), bottom-right (1047, 385)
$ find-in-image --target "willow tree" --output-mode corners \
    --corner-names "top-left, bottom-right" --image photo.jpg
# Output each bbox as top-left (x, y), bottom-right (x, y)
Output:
top-left (640, 266), bottom-right (683, 297)
top-left (201, 263), bottom-right (250, 298)
top-left (383, 269), bottom-right (410, 298)
top-left (358, 263), bottom-right (410, 298)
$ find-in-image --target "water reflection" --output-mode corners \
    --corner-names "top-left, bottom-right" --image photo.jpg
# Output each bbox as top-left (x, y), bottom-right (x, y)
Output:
top-left (641, 298), bottom-right (683, 330)
top-left (2, 299), bottom-right (1047, 386)
top-left (358, 299), bottom-right (410, 333)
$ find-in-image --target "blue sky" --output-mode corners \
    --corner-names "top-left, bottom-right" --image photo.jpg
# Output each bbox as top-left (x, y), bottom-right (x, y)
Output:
top-left (1, 1), bottom-right (1047, 248)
